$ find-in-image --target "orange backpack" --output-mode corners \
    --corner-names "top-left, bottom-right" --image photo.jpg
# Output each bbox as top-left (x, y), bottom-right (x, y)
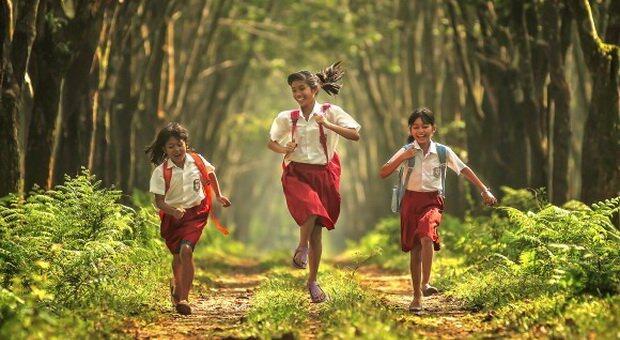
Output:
top-left (162, 152), bottom-right (229, 235)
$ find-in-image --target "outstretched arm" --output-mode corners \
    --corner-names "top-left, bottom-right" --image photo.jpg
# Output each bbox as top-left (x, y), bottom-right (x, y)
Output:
top-left (460, 167), bottom-right (497, 206)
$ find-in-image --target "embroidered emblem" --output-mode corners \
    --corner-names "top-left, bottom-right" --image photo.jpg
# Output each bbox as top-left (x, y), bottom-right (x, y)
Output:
top-left (433, 166), bottom-right (442, 178)
top-left (193, 178), bottom-right (201, 192)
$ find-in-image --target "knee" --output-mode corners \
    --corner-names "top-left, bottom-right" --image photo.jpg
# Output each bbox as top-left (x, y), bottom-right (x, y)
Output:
top-left (179, 244), bottom-right (193, 260)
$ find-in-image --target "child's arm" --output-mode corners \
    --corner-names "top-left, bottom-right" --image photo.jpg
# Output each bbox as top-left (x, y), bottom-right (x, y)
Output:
top-left (460, 167), bottom-right (497, 206)
top-left (207, 172), bottom-right (231, 207)
top-left (267, 140), bottom-right (297, 154)
top-left (315, 116), bottom-right (360, 141)
top-left (379, 147), bottom-right (416, 178)
top-left (154, 194), bottom-right (186, 219)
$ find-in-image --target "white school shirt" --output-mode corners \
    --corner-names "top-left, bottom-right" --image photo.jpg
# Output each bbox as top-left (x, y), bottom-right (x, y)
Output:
top-left (399, 141), bottom-right (468, 192)
top-left (269, 102), bottom-right (361, 164)
top-left (149, 154), bottom-right (215, 209)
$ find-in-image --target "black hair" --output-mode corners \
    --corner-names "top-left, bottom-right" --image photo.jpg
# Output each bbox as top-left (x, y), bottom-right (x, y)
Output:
top-left (407, 107), bottom-right (435, 143)
top-left (287, 61), bottom-right (345, 96)
top-left (145, 122), bottom-right (189, 165)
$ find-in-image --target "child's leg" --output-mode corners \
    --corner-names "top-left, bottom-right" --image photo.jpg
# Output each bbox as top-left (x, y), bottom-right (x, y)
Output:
top-left (308, 224), bottom-right (323, 283)
top-left (172, 254), bottom-right (182, 299)
top-left (420, 236), bottom-right (434, 286)
top-left (298, 215), bottom-right (318, 248)
top-left (178, 243), bottom-right (195, 301)
top-left (410, 243), bottom-right (422, 304)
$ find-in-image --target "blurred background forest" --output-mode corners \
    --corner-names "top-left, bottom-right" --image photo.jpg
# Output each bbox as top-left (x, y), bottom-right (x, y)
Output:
top-left (1, 0), bottom-right (618, 251)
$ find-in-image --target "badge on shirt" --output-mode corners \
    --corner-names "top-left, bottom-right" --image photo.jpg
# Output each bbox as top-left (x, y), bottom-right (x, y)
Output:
top-left (193, 178), bottom-right (201, 192)
top-left (433, 166), bottom-right (443, 178)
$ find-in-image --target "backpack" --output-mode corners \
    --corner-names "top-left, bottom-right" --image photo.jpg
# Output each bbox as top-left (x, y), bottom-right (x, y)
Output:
top-left (391, 143), bottom-right (448, 213)
top-left (162, 152), bottom-right (229, 235)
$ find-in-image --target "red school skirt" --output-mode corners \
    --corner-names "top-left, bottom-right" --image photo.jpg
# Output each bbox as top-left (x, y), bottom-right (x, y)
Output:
top-left (400, 191), bottom-right (444, 252)
top-left (159, 198), bottom-right (210, 254)
top-left (281, 153), bottom-right (341, 229)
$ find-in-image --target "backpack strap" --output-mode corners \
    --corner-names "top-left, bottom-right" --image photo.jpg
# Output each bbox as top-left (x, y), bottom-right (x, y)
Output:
top-left (436, 143), bottom-right (448, 197)
top-left (189, 152), bottom-right (229, 236)
top-left (317, 103), bottom-right (331, 164)
top-left (290, 109), bottom-right (300, 142)
top-left (163, 162), bottom-right (173, 194)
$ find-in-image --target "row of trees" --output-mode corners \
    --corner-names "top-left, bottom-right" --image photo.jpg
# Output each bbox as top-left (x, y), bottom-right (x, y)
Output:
top-left (0, 0), bottom-right (618, 247)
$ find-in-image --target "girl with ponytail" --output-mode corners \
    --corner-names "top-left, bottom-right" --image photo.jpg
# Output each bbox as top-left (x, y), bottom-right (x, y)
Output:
top-left (267, 61), bottom-right (361, 303)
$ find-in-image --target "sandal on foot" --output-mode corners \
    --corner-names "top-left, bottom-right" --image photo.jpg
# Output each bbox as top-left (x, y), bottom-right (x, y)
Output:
top-left (292, 246), bottom-right (308, 269)
top-left (422, 284), bottom-right (439, 297)
top-left (408, 300), bottom-right (423, 312)
top-left (175, 300), bottom-right (192, 315)
top-left (308, 282), bottom-right (327, 303)
top-left (170, 279), bottom-right (180, 306)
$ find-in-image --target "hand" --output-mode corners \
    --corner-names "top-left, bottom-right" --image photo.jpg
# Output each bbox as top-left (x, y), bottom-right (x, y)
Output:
top-left (400, 147), bottom-right (416, 160)
top-left (217, 195), bottom-right (231, 207)
top-left (283, 141), bottom-right (297, 154)
top-left (314, 115), bottom-right (332, 128)
top-left (481, 189), bottom-right (497, 206)
top-left (172, 207), bottom-right (186, 219)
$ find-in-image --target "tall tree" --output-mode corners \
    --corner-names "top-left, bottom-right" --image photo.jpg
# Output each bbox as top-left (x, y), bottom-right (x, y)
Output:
top-left (0, 0), bottom-right (39, 196)
top-left (568, 0), bottom-right (619, 203)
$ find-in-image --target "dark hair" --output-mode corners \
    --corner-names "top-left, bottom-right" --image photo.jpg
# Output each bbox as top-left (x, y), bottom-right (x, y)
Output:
top-left (145, 122), bottom-right (189, 165)
top-left (287, 61), bottom-right (345, 96)
top-left (407, 107), bottom-right (435, 143)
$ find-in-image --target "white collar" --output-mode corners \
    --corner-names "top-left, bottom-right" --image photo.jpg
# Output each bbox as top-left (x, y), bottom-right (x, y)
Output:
top-left (165, 153), bottom-right (193, 169)
top-left (412, 140), bottom-right (437, 154)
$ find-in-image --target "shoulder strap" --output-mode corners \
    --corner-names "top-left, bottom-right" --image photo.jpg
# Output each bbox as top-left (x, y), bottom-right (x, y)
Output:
top-left (290, 110), bottom-right (300, 142)
top-left (190, 152), bottom-right (230, 236)
top-left (189, 152), bottom-right (212, 193)
top-left (317, 103), bottom-right (331, 164)
top-left (163, 162), bottom-right (172, 194)
top-left (436, 144), bottom-right (448, 197)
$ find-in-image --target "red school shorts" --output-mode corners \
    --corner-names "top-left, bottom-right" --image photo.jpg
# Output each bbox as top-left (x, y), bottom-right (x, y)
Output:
top-left (159, 198), bottom-right (210, 254)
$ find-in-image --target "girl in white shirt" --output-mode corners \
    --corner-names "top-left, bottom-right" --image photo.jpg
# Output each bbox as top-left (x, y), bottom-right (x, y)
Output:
top-left (268, 62), bottom-right (361, 303)
top-left (146, 122), bottom-right (231, 315)
top-left (379, 107), bottom-right (496, 312)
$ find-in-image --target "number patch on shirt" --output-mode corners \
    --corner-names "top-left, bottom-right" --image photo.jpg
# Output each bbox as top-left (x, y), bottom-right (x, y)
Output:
top-left (193, 179), bottom-right (201, 192)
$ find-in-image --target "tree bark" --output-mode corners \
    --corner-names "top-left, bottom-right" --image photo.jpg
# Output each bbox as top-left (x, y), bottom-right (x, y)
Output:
top-left (568, 0), bottom-right (620, 203)
top-left (0, 0), bottom-right (39, 196)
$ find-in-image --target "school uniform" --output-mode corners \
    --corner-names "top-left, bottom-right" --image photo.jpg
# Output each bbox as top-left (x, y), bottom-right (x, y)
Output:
top-left (399, 140), bottom-right (467, 252)
top-left (269, 101), bottom-right (361, 229)
top-left (149, 154), bottom-right (215, 253)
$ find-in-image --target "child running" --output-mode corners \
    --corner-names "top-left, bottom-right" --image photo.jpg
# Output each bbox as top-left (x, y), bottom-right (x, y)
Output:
top-left (268, 61), bottom-right (361, 303)
top-left (146, 122), bottom-right (231, 315)
top-left (379, 107), bottom-right (496, 312)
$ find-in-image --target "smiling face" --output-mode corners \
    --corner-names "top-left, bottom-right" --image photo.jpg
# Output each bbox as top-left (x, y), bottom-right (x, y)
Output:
top-left (409, 117), bottom-right (436, 145)
top-left (290, 79), bottom-right (319, 109)
top-left (164, 136), bottom-right (187, 166)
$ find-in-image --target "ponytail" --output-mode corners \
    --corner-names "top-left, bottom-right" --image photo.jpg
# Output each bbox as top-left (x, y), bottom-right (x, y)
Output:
top-left (287, 61), bottom-right (345, 96)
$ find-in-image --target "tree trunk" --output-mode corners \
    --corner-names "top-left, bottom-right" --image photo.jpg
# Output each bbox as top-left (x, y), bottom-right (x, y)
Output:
top-left (0, 0), bottom-right (39, 196)
top-left (568, 0), bottom-right (620, 203)
top-left (543, 0), bottom-right (572, 204)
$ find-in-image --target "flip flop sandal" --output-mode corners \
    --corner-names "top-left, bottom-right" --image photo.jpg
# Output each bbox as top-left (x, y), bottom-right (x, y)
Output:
top-left (292, 246), bottom-right (308, 269)
top-left (422, 285), bottom-right (439, 297)
top-left (308, 282), bottom-right (327, 303)
top-left (175, 300), bottom-right (192, 315)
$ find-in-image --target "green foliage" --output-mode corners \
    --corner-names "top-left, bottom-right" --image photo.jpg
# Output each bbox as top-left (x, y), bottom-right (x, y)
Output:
top-left (0, 171), bottom-right (167, 338)
top-left (345, 187), bottom-right (620, 336)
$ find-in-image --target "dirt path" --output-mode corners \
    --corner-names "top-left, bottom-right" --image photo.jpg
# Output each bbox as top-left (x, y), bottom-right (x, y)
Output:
top-left (127, 258), bottom-right (265, 339)
top-left (356, 265), bottom-right (509, 338)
